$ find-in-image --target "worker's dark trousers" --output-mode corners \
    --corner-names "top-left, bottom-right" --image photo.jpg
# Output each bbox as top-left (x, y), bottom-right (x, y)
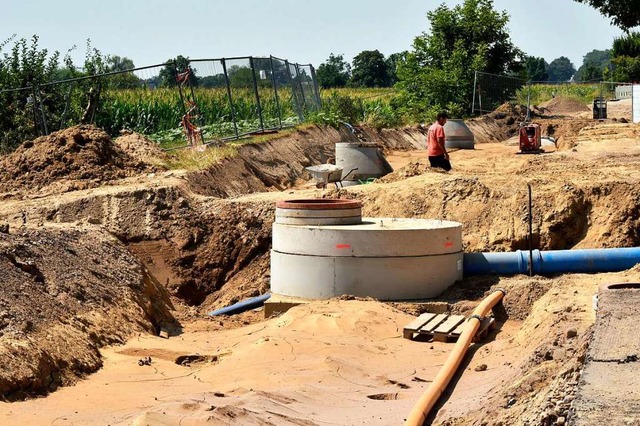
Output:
top-left (428, 155), bottom-right (452, 171)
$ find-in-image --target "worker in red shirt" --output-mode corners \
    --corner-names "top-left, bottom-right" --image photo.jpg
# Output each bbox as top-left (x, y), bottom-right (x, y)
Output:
top-left (427, 112), bottom-right (451, 171)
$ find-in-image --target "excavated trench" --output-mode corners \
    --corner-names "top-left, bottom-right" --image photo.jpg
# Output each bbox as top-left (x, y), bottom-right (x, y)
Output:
top-left (1, 112), bottom-right (640, 414)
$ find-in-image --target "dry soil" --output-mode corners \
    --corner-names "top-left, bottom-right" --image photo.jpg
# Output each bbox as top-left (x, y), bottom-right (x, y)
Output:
top-left (0, 98), bottom-right (637, 425)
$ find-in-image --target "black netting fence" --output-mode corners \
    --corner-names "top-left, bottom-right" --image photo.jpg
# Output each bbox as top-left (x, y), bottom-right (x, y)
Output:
top-left (472, 71), bottom-right (634, 121)
top-left (472, 71), bottom-right (527, 115)
top-left (0, 56), bottom-right (320, 152)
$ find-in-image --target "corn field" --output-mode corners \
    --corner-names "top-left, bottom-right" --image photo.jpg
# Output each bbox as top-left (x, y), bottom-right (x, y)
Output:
top-left (95, 86), bottom-right (300, 142)
top-left (0, 55), bottom-right (321, 152)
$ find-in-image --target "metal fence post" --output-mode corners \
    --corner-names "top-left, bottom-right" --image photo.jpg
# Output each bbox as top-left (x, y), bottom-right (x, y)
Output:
top-left (269, 56), bottom-right (283, 128)
top-left (34, 84), bottom-right (49, 135)
top-left (599, 82), bottom-right (604, 120)
top-left (221, 58), bottom-right (239, 139)
top-left (187, 68), bottom-right (200, 127)
top-left (29, 85), bottom-right (40, 136)
top-left (472, 71), bottom-right (477, 115)
top-left (310, 64), bottom-right (321, 109)
top-left (526, 81), bottom-right (531, 122)
top-left (249, 57), bottom-right (265, 132)
top-left (174, 61), bottom-right (188, 117)
top-left (60, 82), bottom-right (73, 130)
top-left (294, 64), bottom-right (307, 115)
top-left (285, 60), bottom-right (303, 121)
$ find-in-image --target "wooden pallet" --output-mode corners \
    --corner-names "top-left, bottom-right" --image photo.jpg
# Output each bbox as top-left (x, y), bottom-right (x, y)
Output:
top-left (403, 313), bottom-right (495, 342)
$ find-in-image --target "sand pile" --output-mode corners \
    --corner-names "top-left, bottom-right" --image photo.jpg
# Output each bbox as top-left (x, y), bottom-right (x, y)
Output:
top-left (492, 102), bottom-right (530, 118)
top-left (0, 125), bottom-right (156, 195)
top-left (539, 97), bottom-right (590, 115)
top-left (377, 161), bottom-right (432, 183)
top-left (114, 130), bottom-right (168, 167)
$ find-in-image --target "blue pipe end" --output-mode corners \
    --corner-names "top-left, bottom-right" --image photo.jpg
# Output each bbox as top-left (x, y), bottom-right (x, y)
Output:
top-left (208, 293), bottom-right (271, 317)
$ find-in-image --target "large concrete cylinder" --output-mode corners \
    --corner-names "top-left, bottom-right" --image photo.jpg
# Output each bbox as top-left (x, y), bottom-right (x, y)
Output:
top-left (270, 217), bottom-right (463, 300)
top-left (444, 119), bottom-right (475, 149)
top-left (335, 142), bottom-right (393, 181)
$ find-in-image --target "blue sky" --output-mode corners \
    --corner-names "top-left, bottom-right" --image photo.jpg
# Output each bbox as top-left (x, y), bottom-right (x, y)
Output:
top-left (1, 0), bottom-right (626, 70)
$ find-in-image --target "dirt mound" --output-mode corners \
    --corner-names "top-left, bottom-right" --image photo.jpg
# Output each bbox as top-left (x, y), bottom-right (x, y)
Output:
top-left (0, 225), bottom-right (175, 399)
top-left (377, 161), bottom-right (434, 183)
top-left (114, 130), bottom-right (168, 167)
top-left (493, 102), bottom-right (530, 117)
top-left (466, 103), bottom-right (529, 144)
top-left (0, 125), bottom-right (155, 196)
top-left (539, 97), bottom-right (590, 116)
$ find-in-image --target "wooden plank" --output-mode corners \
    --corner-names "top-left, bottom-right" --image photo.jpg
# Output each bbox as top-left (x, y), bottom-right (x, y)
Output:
top-left (433, 315), bottom-right (465, 335)
top-left (418, 314), bottom-right (449, 333)
top-left (450, 321), bottom-right (467, 336)
top-left (404, 312), bottom-right (497, 342)
top-left (404, 313), bottom-right (437, 332)
top-left (403, 313), bottom-right (437, 338)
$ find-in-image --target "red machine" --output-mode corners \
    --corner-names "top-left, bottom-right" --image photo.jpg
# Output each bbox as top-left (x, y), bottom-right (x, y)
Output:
top-left (518, 123), bottom-right (542, 154)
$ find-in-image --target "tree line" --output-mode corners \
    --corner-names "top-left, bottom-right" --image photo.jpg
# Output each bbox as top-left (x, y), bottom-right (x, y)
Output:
top-left (315, 51), bottom-right (403, 89)
top-left (1, 0), bottom-right (639, 139)
top-left (313, 0), bottom-right (640, 122)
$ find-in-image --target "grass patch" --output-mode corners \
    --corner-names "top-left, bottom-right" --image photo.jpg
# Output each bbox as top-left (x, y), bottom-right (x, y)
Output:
top-left (162, 123), bottom-right (317, 170)
top-left (321, 87), bottom-right (397, 102)
top-left (163, 144), bottom-right (239, 170)
top-left (248, 123), bottom-right (315, 144)
top-left (516, 83), bottom-right (604, 107)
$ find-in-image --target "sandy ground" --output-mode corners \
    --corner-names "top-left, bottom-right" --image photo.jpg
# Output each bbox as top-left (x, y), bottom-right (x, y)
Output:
top-left (0, 266), bottom-right (616, 426)
top-left (0, 99), bottom-right (638, 425)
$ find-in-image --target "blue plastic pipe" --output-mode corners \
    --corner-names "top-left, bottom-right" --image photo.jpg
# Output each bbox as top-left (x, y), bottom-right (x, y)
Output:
top-left (208, 293), bottom-right (271, 316)
top-left (464, 248), bottom-right (640, 276)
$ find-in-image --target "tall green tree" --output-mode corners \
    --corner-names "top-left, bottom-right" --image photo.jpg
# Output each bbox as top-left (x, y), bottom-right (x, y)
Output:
top-left (227, 65), bottom-right (254, 87)
top-left (610, 32), bottom-right (640, 82)
top-left (0, 35), bottom-right (60, 88)
top-left (547, 56), bottom-right (576, 81)
top-left (316, 53), bottom-right (350, 88)
top-left (158, 55), bottom-right (196, 87)
top-left (574, 0), bottom-right (640, 31)
top-left (0, 35), bottom-right (61, 151)
top-left (523, 56), bottom-right (549, 81)
top-left (349, 50), bottom-right (390, 87)
top-left (396, 0), bottom-right (523, 120)
top-left (575, 49), bottom-right (611, 81)
top-left (106, 55), bottom-right (135, 72)
top-left (106, 55), bottom-right (140, 88)
top-left (385, 52), bottom-right (406, 85)
top-left (613, 32), bottom-right (640, 57)
top-left (198, 74), bottom-right (226, 88)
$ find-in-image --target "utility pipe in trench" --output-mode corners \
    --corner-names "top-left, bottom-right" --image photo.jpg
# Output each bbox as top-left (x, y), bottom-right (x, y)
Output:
top-left (207, 293), bottom-right (271, 316)
top-left (463, 247), bottom-right (640, 276)
top-left (404, 289), bottom-right (506, 426)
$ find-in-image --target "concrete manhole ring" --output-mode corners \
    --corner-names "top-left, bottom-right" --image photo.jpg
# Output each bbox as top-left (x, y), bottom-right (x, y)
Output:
top-left (276, 199), bottom-right (362, 210)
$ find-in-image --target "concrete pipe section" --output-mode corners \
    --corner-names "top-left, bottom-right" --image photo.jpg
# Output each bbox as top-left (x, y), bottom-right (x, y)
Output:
top-left (443, 119), bottom-right (475, 149)
top-left (335, 142), bottom-right (393, 182)
top-left (275, 199), bottom-right (362, 226)
top-left (271, 200), bottom-right (463, 300)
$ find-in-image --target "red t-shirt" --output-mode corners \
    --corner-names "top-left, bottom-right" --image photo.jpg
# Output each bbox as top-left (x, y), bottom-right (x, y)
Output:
top-left (427, 122), bottom-right (445, 156)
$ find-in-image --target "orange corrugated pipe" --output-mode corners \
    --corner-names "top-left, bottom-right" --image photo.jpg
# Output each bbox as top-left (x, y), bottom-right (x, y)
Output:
top-left (404, 289), bottom-right (506, 426)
